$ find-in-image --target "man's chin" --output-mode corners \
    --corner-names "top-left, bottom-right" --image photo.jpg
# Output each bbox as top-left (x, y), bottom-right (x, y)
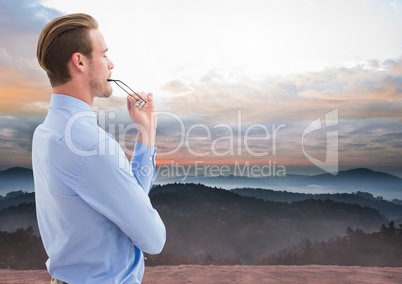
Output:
top-left (98, 90), bottom-right (113, 98)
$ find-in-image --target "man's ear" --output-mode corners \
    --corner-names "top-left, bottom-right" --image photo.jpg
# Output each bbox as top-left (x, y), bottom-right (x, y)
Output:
top-left (70, 52), bottom-right (86, 73)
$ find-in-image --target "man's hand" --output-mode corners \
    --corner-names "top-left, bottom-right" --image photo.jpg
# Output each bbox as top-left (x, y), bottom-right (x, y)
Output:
top-left (127, 93), bottom-right (157, 146)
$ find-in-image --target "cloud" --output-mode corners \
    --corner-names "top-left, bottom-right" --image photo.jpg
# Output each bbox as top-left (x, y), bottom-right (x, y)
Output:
top-left (337, 118), bottom-right (402, 167)
top-left (155, 58), bottom-right (402, 172)
top-left (0, 0), bottom-right (61, 50)
top-left (0, 0), bottom-right (62, 116)
top-left (1, 0), bottom-right (401, 175)
top-left (0, 0), bottom-right (61, 62)
top-left (0, 116), bottom-right (44, 170)
top-left (162, 58), bottom-right (402, 122)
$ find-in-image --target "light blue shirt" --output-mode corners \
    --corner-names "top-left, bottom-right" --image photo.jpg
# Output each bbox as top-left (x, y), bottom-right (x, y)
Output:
top-left (32, 94), bottom-right (166, 284)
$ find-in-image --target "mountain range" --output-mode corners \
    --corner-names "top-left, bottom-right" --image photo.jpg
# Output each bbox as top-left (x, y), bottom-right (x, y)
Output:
top-left (157, 167), bottom-right (402, 200)
top-left (147, 183), bottom-right (391, 264)
top-left (232, 188), bottom-right (402, 220)
top-left (0, 167), bottom-right (34, 196)
top-left (1, 167), bottom-right (401, 200)
top-left (0, 182), bottom-right (401, 265)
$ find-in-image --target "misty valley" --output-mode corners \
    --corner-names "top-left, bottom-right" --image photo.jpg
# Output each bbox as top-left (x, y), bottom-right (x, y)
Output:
top-left (0, 179), bottom-right (401, 269)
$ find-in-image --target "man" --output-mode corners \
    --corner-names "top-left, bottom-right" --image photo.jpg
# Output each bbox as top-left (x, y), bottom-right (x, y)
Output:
top-left (32, 13), bottom-right (166, 283)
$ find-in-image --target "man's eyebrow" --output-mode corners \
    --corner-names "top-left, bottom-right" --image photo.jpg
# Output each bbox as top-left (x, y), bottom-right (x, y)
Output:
top-left (103, 48), bottom-right (109, 53)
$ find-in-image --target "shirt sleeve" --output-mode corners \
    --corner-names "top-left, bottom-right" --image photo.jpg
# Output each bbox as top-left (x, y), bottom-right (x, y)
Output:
top-left (131, 142), bottom-right (157, 195)
top-left (73, 138), bottom-right (165, 254)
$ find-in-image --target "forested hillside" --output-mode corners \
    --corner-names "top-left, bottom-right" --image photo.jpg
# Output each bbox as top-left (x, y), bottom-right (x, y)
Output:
top-left (232, 188), bottom-right (402, 219)
top-left (146, 183), bottom-right (389, 264)
top-left (261, 221), bottom-right (402, 267)
top-left (0, 184), bottom-right (400, 269)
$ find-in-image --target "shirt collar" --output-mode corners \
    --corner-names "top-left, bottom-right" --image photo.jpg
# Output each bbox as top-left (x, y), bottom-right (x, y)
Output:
top-left (49, 94), bottom-right (96, 119)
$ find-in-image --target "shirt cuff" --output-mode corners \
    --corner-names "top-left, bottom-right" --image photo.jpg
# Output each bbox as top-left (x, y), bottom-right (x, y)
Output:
top-left (131, 142), bottom-right (157, 194)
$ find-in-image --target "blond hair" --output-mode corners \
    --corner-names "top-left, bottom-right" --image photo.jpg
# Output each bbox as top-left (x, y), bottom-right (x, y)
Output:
top-left (37, 13), bottom-right (98, 86)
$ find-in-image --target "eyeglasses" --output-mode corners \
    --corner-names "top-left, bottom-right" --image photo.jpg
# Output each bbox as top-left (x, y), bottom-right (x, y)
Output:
top-left (107, 79), bottom-right (147, 109)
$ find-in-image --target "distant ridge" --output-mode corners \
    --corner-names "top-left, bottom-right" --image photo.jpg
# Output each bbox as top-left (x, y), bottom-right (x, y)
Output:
top-left (0, 167), bottom-right (34, 196)
top-left (313, 167), bottom-right (401, 181)
top-left (0, 167), bottom-right (33, 175)
top-left (0, 167), bottom-right (400, 200)
top-left (231, 187), bottom-right (402, 220)
top-left (156, 167), bottom-right (402, 200)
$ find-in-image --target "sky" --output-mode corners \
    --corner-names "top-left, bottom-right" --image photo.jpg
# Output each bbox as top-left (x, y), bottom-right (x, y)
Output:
top-left (1, 0), bottom-right (402, 177)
